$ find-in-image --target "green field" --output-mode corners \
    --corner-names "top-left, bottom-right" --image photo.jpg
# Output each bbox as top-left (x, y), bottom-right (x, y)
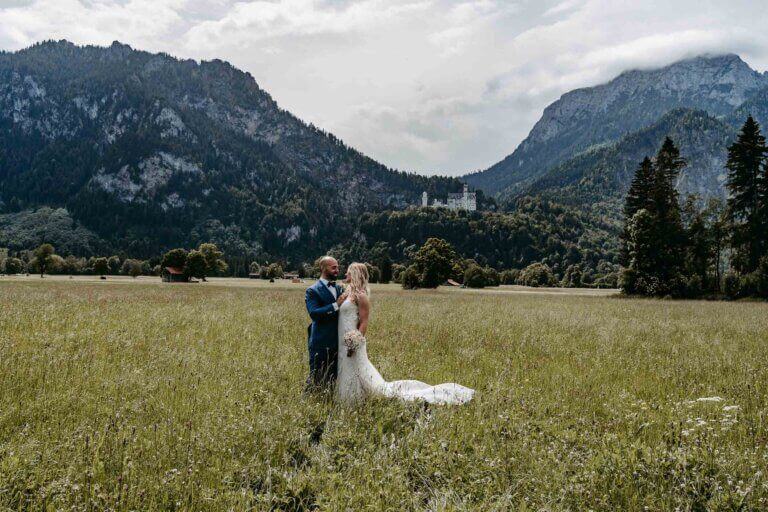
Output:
top-left (1, 277), bottom-right (767, 510)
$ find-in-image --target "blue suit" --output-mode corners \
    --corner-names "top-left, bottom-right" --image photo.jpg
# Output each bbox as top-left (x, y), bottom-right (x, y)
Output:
top-left (305, 279), bottom-right (341, 388)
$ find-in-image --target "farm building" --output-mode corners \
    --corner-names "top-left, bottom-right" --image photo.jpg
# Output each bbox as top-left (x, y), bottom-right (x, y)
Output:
top-left (161, 267), bottom-right (188, 283)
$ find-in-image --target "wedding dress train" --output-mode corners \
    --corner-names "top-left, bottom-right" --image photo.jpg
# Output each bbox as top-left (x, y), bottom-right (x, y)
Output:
top-left (336, 298), bottom-right (474, 405)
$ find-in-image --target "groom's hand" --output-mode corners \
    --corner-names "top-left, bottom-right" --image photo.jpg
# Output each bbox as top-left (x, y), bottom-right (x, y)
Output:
top-left (336, 291), bottom-right (349, 306)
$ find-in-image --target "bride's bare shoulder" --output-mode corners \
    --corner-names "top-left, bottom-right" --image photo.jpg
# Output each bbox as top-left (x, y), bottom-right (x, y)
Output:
top-left (355, 293), bottom-right (371, 308)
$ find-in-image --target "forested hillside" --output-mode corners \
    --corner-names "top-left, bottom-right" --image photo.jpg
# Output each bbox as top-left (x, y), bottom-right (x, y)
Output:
top-left (0, 40), bottom-right (462, 260)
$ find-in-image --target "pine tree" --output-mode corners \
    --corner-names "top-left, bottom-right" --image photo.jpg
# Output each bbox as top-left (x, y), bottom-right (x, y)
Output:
top-left (621, 138), bottom-right (686, 296)
top-left (649, 137), bottom-right (686, 291)
top-left (726, 116), bottom-right (767, 273)
top-left (682, 195), bottom-right (715, 293)
top-left (620, 157), bottom-right (654, 266)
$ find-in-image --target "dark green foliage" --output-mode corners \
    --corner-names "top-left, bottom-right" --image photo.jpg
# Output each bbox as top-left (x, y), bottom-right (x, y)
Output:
top-left (620, 157), bottom-right (654, 265)
top-left (33, 243), bottom-right (54, 277)
top-left (467, 55), bottom-right (767, 199)
top-left (621, 138), bottom-right (687, 297)
top-left (400, 265), bottom-right (420, 290)
top-left (463, 264), bottom-right (487, 288)
top-left (619, 124), bottom-right (768, 298)
top-left (0, 208), bottom-right (102, 256)
top-left (725, 116), bottom-right (768, 273)
top-left (266, 263), bottom-right (284, 279)
top-left (500, 269), bottom-right (520, 285)
top-left (185, 250), bottom-right (207, 279)
top-left (0, 41), bottom-right (461, 262)
top-left (161, 248), bottom-right (188, 270)
top-left (408, 238), bottom-right (458, 289)
top-left (518, 263), bottom-right (555, 287)
top-left (391, 264), bottom-right (406, 284)
top-left (92, 257), bottom-right (108, 277)
top-left (681, 196), bottom-right (724, 293)
top-left (63, 255), bottom-right (85, 275)
top-left (561, 264), bottom-right (584, 288)
top-left (509, 109), bottom-right (735, 229)
top-left (376, 253), bottom-right (393, 284)
top-left (198, 243), bottom-right (227, 278)
top-left (364, 263), bottom-right (381, 284)
top-left (121, 258), bottom-right (143, 278)
top-left (340, 199), bottom-right (617, 284)
top-left (3, 257), bottom-right (24, 274)
top-left (649, 138), bottom-right (687, 281)
top-left (107, 256), bottom-right (121, 275)
top-left (483, 267), bottom-right (500, 287)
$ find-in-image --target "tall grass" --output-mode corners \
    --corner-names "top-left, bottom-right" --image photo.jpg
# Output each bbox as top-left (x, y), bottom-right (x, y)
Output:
top-left (1, 279), bottom-right (767, 510)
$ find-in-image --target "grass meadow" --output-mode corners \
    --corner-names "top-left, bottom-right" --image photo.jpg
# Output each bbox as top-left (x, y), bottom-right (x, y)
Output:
top-left (1, 277), bottom-right (767, 510)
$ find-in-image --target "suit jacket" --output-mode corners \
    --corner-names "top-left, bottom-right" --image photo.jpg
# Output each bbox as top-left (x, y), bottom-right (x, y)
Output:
top-left (305, 280), bottom-right (341, 351)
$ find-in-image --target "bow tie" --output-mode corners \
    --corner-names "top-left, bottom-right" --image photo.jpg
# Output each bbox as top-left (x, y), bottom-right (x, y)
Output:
top-left (327, 281), bottom-right (336, 287)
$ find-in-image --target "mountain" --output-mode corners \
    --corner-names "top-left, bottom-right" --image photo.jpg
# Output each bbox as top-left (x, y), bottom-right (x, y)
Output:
top-left (525, 108), bottom-right (735, 220)
top-left (466, 54), bottom-right (768, 198)
top-left (0, 40), bottom-right (461, 259)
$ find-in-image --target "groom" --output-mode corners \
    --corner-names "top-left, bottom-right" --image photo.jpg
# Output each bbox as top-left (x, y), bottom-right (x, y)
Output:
top-left (305, 256), bottom-right (347, 391)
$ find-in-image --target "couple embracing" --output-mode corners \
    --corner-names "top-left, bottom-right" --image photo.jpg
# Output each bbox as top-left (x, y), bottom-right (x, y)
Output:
top-left (305, 256), bottom-right (474, 405)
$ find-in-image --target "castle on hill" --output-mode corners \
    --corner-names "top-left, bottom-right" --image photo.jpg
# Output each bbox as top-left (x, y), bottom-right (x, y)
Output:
top-left (422, 184), bottom-right (477, 211)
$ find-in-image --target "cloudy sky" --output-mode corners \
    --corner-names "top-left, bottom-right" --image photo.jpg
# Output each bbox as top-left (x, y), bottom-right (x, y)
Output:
top-left (1, 0), bottom-right (767, 175)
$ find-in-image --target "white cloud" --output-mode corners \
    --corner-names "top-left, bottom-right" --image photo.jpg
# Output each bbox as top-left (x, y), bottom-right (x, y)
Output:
top-left (543, 0), bottom-right (581, 17)
top-left (0, 0), bottom-right (188, 50)
top-left (1, 0), bottom-right (767, 175)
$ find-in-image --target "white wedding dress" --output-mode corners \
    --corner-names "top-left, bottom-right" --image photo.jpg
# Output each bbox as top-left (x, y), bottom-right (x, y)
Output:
top-left (336, 298), bottom-right (474, 405)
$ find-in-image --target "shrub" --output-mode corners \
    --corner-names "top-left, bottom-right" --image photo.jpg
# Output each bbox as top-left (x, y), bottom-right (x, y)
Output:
top-left (365, 263), bottom-right (381, 284)
top-left (392, 264), bottom-right (406, 284)
top-left (122, 259), bottom-right (143, 278)
top-left (500, 269), bottom-right (519, 285)
top-left (401, 265), bottom-right (420, 290)
top-left (185, 250), bottom-right (207, 279)
top-left (63, 255), bottom-right (85, 275)
top-left (519, 262), bottom-right (555, 287)
top-left (483, 267), bottom-right (500, 287)
top-left (93, 257), bottom-right (109, 277)
top-left (266, 263), bottom-right (284, 279)
top-left (3, 257), bottom-right (24, 274)
top-left (560, 264), bottom-right (583, 288)
top-left (463, 264), bottom-right (487, 288)
top-left (108, 256), bottom-right (122, 275)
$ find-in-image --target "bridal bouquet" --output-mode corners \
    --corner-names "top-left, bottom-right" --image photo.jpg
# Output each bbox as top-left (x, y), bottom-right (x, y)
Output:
top-left (343, 330), bottom-right (365, 357)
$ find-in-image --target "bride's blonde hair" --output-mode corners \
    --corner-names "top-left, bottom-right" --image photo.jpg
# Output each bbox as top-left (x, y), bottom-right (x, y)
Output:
top-left (346, 262), bottom-right (370, 300)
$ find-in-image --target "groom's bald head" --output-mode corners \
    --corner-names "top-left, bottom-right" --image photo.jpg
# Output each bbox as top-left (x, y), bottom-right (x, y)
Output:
top-left (318, 256), bottom-right (339, 280)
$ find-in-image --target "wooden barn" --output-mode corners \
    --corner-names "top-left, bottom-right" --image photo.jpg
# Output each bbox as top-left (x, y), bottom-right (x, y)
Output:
top-left (161, 267), bottom-right (188, 283)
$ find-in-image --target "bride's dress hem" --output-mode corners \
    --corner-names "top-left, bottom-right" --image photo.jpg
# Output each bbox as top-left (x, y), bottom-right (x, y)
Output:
top-left (335, 298), bottom-right (474, 406)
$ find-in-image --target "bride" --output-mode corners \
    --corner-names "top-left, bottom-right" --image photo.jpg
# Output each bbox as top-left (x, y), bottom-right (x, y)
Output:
top-left (336, 262), bottom-right (474, 405)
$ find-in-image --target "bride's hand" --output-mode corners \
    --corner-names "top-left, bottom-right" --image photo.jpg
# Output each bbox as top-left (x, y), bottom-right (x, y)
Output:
top-left (336, 291), bottom-right (349, 306)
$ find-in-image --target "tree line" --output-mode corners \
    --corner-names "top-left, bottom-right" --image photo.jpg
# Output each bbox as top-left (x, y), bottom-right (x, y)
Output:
top-left (1, 242), bottom-right (227, 281)
top-left (620, 116), bottom-right (768, 298)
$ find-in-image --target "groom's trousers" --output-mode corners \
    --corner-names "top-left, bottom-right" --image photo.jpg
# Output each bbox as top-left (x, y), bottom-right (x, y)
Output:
top-left (306, 324), bottom-right (338, 391)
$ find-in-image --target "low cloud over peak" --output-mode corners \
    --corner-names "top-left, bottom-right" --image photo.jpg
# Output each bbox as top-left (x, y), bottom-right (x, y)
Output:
top-left (1, 0), bottom-right (767, 175)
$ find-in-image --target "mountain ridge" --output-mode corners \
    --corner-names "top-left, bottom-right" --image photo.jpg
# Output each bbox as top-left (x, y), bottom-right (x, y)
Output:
top-left (0, 40), bottom-right (463, 259)
top-left (465, 53), bottom-right (768, 198)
